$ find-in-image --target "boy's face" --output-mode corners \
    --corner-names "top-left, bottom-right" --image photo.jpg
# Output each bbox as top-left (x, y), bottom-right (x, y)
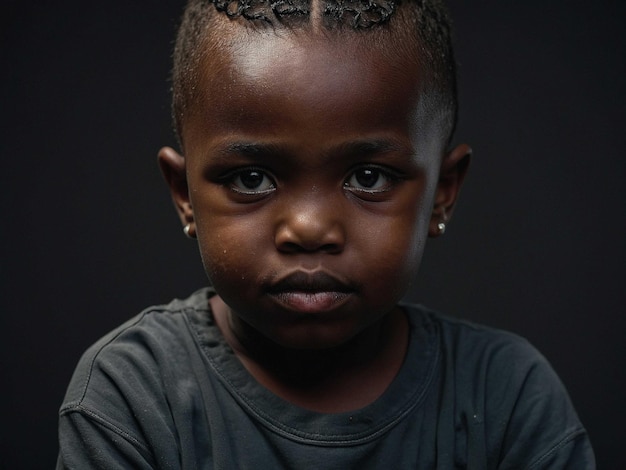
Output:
top-left (161, 28), bottom-right (468, 350)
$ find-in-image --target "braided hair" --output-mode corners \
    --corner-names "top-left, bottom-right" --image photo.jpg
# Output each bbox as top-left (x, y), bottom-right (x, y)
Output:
top-left (171, 0), bottom-right (458, 148)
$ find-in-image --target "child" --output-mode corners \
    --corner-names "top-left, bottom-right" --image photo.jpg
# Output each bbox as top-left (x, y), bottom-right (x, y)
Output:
top-left (57, 0), bottom-right (595, 468)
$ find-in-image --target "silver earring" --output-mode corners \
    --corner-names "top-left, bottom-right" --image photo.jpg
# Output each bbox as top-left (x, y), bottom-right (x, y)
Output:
top-left (183, 224), bottom-right (193, 238)
top-left (437, 222), bottom-right (446, 235)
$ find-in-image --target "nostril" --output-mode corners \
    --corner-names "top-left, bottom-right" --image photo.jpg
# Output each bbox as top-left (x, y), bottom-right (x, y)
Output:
top-left (278, 241), bottom-right (303, 253)
top-left (319, 242), bottom-right (343, 254)
top-left (277, 240), bottom-right (342, 254)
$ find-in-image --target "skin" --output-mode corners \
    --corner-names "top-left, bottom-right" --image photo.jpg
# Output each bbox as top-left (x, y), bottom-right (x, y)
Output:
top-left (159, 25), bottom-right (470, 412)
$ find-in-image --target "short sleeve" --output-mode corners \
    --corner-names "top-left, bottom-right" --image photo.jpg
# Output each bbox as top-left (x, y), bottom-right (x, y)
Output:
top-left (56, 309), bottom-right (191, 470)
top-left (57, 407), bottom-right (156, 470)
top-left (492, 338), bottom-right (596, 469)
top-left (434, 311), bottom-right (596, 470)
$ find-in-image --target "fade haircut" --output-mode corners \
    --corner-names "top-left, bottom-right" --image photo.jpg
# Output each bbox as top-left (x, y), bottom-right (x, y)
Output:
top-left (171, 0), bottom-right (458, 149)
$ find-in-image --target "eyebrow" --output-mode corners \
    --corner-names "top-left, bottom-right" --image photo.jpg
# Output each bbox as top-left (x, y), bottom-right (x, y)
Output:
top-left (219, 142), bottom-right (285, 158)
top-left (213, 138), bottom-right (411, 163)
top-left (332, 139), bottom-right (407, 158)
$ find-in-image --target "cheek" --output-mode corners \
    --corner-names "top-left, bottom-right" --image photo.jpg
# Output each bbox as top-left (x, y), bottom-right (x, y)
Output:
top-left (354, 197), bottom-right (431, 298)
top-left (189, 183), bottom-right (259, 276)
top-left (195, 210), bottom-right (269, 289)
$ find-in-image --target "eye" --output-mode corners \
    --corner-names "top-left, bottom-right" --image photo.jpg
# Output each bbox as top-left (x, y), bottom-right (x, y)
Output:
top-left (228, 169), bottom-right (276, 195)
top-left (344, 167), bottom-right (396, 193)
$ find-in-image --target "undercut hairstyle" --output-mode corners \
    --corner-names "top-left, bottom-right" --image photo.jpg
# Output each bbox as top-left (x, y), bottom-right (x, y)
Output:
top-left (171, 0), bottom-right (458, 148)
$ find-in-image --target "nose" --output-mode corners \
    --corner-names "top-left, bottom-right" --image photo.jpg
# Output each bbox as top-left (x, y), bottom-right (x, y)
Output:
top-left (274, 197), bottom-right (346, 254)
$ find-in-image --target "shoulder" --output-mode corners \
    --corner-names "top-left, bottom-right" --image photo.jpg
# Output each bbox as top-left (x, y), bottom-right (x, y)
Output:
top-left (59, 288), bottom-right (214, 429)
top-left (405, 304), bottom-right (554, 383)
top-left (403, 304), bottom-right (596, 469)
top-left (57, 288), bottom-right (217, 468)
top-left (63, 290), bottom-right (210, 398)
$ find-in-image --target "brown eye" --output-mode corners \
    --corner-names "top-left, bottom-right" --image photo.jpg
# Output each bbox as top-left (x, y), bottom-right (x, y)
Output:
top-left (230, 169), bottom-right (275, 194)
top-left (345, 167), bottom-right (393, 192)
top-left (354, 169), bottom-right (380, 188)
top-left (239, 171), bottom-right (264, 189)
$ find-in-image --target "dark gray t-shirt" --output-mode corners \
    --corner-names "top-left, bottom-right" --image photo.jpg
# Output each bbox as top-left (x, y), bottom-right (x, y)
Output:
top-left (57, 288), bottom-right (594, 469)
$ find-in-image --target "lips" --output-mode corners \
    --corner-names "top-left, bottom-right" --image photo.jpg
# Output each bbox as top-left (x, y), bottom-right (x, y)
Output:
top-left (265, 271), bottom-right (355, 313)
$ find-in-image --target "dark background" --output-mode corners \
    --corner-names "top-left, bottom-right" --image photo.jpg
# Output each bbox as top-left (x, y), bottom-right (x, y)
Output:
top-left (2, 1), bottom-right (624, 468)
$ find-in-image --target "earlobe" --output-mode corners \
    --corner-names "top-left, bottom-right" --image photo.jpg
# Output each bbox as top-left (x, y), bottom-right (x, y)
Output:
top-left (429, 143), bottom-right (471, 237)
top-left (158, 146), bottom-right (196, 236)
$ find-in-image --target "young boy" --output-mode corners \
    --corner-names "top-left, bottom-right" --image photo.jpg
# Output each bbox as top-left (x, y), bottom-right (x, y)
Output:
top-left (57, 0), bottom-right (595, 468)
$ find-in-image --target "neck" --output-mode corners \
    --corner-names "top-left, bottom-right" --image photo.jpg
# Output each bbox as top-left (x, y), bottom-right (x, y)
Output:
top-left (210, 295), bottom-right (409, 412)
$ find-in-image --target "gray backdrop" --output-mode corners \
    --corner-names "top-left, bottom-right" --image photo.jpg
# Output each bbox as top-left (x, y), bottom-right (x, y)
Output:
top-left (2, 1), bottom-right (624, 467)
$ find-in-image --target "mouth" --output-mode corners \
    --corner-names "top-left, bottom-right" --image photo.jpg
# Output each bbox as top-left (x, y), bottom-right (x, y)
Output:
top-left (265, 271), bottom-right (355, 313)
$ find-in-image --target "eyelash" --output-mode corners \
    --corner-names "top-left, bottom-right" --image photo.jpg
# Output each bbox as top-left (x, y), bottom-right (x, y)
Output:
top-left (219, 165), bottom-right (400, 200)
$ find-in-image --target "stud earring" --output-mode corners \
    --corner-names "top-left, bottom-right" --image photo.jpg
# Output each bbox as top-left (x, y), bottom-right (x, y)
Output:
top-left (437, 222), bottom-right (446, 235)
top-left (183, 224), bottom-right (193, 238)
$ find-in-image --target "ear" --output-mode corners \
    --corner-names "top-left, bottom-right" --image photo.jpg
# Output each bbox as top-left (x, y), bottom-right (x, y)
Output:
top-left (158, 146), bottom-right (196, 238)
top-left (429, 143), bottom-right (471, 237)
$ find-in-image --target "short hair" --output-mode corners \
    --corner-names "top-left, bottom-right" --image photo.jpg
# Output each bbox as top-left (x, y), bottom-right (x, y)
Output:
top-left (171, 0), bottom-right (458, 149)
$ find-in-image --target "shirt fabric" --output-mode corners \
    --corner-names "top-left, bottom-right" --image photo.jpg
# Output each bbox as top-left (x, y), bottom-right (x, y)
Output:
top-left (57, 288), bottom-right (595, 469)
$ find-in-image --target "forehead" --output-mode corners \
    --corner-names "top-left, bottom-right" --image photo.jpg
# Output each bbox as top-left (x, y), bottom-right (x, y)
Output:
top-left (181, 26), bottom-right (438, 156)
